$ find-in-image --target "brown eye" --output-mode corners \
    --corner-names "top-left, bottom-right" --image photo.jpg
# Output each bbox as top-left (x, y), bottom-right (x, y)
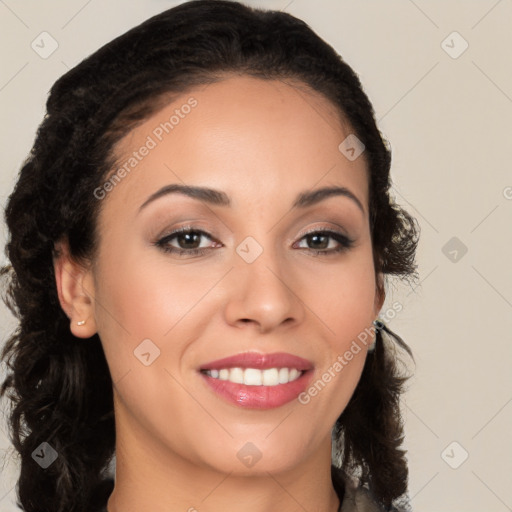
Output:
top-left (305, 233), bottom-right (330, 250)
top-left (294, 230), bottom-right (354, 256)
top-left (155, 227), bottom-right (220, 257)
top-left (172, 231), bottom-right (202, 249)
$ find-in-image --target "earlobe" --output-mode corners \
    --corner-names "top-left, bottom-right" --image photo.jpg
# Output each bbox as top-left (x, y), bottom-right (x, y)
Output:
top-left (53, 239), bottom-right (97, 339)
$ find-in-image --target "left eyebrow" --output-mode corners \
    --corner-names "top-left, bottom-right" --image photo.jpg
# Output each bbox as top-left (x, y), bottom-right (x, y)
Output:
top-left (292, 185), bottom-right (365, 214)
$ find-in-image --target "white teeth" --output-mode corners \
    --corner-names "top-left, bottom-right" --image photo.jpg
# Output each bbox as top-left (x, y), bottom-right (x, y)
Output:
top-left (289, 368), bottom-right (300, 381)
top-left (244, 368), bottom-right (262, 385)
top-left (204, 367), bottom-right (303, 386)
top-left (230, 367), bottom-right (244, 384)
top-left (262, 368), bottom-right (279, 386)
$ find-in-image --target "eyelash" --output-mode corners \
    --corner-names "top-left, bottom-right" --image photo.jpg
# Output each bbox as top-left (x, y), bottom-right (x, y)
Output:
top-left (154, 226), bottom-right (355, 258)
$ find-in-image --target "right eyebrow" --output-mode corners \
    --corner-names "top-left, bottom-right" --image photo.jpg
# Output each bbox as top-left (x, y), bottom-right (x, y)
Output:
top-left (139, 184), bottom-right (231, 212)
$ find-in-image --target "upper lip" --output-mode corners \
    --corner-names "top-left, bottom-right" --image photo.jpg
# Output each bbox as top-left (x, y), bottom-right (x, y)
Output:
top-left (199, 352), bottom-right (314, 371)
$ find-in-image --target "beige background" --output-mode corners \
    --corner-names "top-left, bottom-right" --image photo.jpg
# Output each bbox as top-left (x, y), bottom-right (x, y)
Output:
top-left (1, 1), bottom-right (511, 511)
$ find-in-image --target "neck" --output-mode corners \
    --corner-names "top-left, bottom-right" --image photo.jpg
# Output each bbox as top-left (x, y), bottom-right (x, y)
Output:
top-left (107, 401), bottom-right (341, 512)
top-left (108, 471), bottom-right (341, 512)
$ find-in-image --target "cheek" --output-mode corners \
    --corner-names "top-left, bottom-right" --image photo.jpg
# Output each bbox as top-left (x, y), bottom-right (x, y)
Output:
top-left (92, 248), bottom-right (220, 372)
top-left (305, 252), bottom-right (378, 341)
top-left (95, 247), bottom-right (202, 329)
top-left (299, 257), bottom-right (375, 416)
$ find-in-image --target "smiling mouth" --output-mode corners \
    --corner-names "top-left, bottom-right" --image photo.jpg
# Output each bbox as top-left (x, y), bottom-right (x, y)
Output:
top-left (200, 367), bottom-right (305, 386)
top-left (199, 367), bottom-right (312, 409)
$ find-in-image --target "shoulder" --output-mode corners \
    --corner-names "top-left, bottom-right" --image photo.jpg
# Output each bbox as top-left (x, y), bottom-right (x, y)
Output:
top-left (332, 467), bottom-right (412, 512)
top-left (339, 475), bottom-right (386, 512)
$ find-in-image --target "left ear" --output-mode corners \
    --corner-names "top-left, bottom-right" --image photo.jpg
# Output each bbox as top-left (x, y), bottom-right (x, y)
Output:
top-left (373, 271), bottom-right (385, 317)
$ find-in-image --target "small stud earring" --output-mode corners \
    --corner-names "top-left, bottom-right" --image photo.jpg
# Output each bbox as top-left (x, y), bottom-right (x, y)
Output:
top-left (368, 319), bottom-right (384, 353)
top-left (77, 320), bottom-right (86, 326)
top-left (373, 319), bottom-right (385, 331)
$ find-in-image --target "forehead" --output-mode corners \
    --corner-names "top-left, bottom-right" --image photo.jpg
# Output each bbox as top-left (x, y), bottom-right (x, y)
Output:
top-left (102, 75), bottom-right (369, 216)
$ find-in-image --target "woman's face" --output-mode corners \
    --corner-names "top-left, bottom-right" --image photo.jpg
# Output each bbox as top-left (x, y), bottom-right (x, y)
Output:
top-left (82, 75), bottom-right (383, 475)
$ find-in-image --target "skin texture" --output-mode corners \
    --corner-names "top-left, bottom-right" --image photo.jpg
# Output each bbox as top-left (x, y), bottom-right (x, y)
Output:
top-left (54, 75), bottom-right (385, 512)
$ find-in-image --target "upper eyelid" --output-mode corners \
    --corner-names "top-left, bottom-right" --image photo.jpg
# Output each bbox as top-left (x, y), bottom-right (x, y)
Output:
top-left (298, 225), bottom-right (350, 238)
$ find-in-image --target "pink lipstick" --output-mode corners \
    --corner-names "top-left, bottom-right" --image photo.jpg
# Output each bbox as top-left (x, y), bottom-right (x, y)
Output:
top-left (199, 352), bottom-right (314, 409)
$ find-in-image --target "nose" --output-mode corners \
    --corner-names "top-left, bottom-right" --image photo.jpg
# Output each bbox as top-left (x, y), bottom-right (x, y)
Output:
top-left (223, 244), bottom-right (305, 334)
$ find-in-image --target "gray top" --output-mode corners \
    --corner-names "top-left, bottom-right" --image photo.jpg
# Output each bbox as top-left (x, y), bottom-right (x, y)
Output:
top-left (340, 476), bottom-right (413, 512)
top-left (340, 477), bottom-right (385, 511)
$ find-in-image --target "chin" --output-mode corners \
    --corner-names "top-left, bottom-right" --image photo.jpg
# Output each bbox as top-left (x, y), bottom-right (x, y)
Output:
top-left (194, 435), bottom-right (311, 476)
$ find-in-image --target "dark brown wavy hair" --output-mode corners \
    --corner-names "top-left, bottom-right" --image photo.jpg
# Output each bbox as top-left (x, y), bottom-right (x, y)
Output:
top-left (0, 1), bottom-right (419, 511)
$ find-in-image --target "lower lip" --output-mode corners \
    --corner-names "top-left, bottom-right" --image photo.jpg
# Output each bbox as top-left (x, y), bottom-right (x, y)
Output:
top-left (199, 371), bottom-right (313, 409)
